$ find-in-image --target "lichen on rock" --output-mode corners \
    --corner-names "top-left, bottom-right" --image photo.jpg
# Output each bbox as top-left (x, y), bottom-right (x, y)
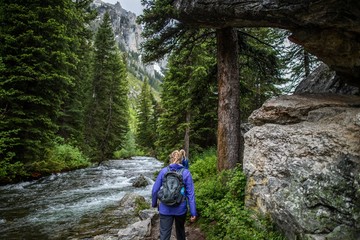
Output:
top-left (244, 94), bottom-right (360, 239)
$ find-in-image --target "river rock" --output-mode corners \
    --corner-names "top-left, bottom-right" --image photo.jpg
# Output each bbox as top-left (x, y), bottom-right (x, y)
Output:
top-left (114, 192), bottom-right (149, 224)
top-left (117, 218), bottom-right (151, 240)
top-left (93, 235), bottom-right (118, 240)
top-left (131, 174), bottom-right (149, 188)
top-left (244, 94), bottom-right (360, 239)
top-left (139, 209), bottom-right (158, 221)
top-left (119, 193), bottom-right (146, 209)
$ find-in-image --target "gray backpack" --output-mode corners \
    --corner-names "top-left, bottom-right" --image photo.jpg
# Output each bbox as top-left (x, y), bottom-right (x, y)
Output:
top-left (157, 167), bottom-right (185, 206)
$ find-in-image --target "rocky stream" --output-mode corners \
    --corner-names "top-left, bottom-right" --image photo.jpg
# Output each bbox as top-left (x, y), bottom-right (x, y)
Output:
top-left (0, 157), bottom-right (163, 239)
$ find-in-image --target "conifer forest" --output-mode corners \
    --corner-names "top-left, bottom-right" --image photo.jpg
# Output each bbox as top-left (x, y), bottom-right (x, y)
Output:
top-left (0, 0), bottom-right (307, 183)
top-left (2, 0), bottom-right (357, 239)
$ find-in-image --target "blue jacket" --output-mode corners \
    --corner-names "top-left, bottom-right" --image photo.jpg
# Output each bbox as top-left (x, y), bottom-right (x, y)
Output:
top-left (182, 158), bottom-right (189, 169)
top-left (152, 163), bottom-right (197, 217)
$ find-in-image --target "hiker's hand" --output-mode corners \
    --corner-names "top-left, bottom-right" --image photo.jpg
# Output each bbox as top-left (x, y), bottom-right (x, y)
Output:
top-left (190, 216), bottom-right (197, 223)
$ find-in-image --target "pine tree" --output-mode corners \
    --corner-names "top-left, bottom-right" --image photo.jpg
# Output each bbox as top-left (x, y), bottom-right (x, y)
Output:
top-left (155, 28), bottom-right (285, 162)
top-left (85, 12), bottom-right (129, 162)
top-left (237, 28), bottom-right (286, 119)
top-left (139, 1), bottom-right (288, 169)
top-left (57, 0), bottom-right (96, 145)
top-left (155, 38), bottom-right (218, 161)
top-left (0, 0), bottom-right (83, 167)
top-left (136, 79), bottom-right (157, 151)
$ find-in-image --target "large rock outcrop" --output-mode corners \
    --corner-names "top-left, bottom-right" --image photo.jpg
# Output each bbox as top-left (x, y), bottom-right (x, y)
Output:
top-left (172, 0), bottom-right (360, 87)
top-left (294, 64), bottom-right (359, 95)
top-left (243, 94), bottom-right (360, 239)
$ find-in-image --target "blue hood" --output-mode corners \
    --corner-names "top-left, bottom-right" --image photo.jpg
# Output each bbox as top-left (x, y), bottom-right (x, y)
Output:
top-left (168, 163), bottom-right (184, 171)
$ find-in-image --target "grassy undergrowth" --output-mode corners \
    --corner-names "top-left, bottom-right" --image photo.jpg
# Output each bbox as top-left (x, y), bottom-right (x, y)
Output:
top-left (190, 148), bottom-right (285, 240)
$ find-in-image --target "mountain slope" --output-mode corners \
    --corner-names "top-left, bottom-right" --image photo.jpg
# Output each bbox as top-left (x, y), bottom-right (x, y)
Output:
top-left (91, 0), bottom-right (164, 92)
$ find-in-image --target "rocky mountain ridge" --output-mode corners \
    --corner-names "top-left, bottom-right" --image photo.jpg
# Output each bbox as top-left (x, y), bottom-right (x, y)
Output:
top-left (91, 0), bottom-right (164, 91)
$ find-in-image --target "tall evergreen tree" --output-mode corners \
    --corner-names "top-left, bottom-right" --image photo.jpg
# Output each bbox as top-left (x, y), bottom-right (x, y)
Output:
top-left (155, 28), bottom-right (285, 162)
top-left (85, 12), bottom-right (129, 162)
top-left (138, 1), bottom-right (283, 169)
top-left (155, 37), bottom-right (218, 161)
top-left (57, 0), bottom-right (96, 145)
top-left (136, 79), bottom-right (157, 151)
top-left (237, 28), bottom-right (286, 119)
top-left (0, 0), bottom-right (84, 168)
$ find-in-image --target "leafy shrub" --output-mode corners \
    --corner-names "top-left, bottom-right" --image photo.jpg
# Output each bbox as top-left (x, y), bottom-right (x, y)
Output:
top-left (31, 142), bottom-right (91, 174)
top-left (0, 159), bottom-right (27, 183)
top-left (190, 148), bottom-right (217, 182)
top-left (113, 148), bottom-right (145, 159)
top-left (190, 149), bottom-right (285, 240)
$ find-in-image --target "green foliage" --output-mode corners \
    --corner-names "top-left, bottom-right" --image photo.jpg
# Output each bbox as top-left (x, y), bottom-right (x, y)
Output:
top-left (235, 28), bottom-right (287, 120)
top-left (56, 0), bottom-right (95, 145)
top-left (0, 159), bottom-right (26, 183)
top-left (0, 0), bottom-right (95, 180)
top-left (31, 140), bottom-right (91, 174)
top-left (190, 150), bottom-right (285, 240)
top-left (0, 129), bottom-right (27, 182)
top-left (138, 0), bottom-right (186, 62)
top-left (136, 79), bottom-right (158, 152)
top-left (190, 148), bottom-right (217, 182)
top-left (114, 131), bottom-right (144, 159)
top-left (155, 37), bottom-right (218, 162)
top-left (134, 196), bottom-right (150, 215)
top-left (0, 0), bottom-right (76, 162)
top-left (85, 12), bottom-right (129, 162)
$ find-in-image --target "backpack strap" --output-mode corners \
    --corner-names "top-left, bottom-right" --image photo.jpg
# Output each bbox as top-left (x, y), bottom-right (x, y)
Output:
top-left (177, 167), bottom-right (185, 175)
top-left (167, 166), bottom-right (185, 180)
top-left (177, 167), bottom-right (185, 185)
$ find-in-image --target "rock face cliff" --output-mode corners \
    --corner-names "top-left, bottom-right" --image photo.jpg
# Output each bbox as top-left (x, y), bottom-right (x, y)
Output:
top-left (92, 0), bottom-right (141, 53)
top-left (91, 0), bottom-right (164, 89)
top-left (244, 94), bottom-right (360, 239)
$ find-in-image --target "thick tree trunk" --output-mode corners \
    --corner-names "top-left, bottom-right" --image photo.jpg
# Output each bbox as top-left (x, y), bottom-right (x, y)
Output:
top-left (216, 27), bottom-right (241, 171)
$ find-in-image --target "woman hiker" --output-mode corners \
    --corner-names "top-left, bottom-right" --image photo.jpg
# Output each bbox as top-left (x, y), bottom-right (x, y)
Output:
top-left (151, 150), bottom-right (197, 240)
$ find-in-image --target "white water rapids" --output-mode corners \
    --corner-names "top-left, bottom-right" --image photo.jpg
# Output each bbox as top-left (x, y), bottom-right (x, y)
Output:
top-left (0, 157), bottom-right (163, 239)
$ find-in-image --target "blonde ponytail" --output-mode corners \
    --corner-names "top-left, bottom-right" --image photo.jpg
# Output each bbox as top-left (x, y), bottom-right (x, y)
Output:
top-left (169, 150), bottom-right (182, 164)
top-left (179, 149), bottom-right (186, 159)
